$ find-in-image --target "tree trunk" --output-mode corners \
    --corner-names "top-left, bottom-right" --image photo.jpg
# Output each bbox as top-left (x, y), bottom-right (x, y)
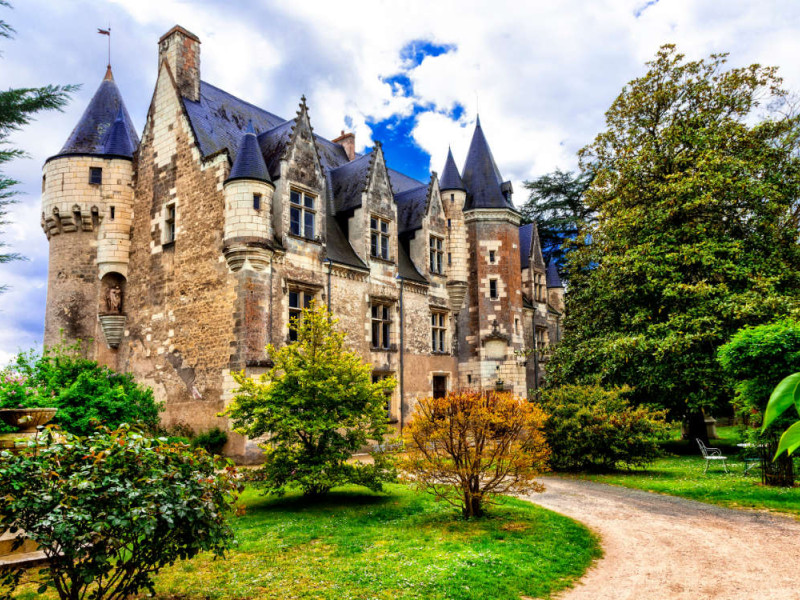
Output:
top-left (686, 410), bottom-right (709, 448)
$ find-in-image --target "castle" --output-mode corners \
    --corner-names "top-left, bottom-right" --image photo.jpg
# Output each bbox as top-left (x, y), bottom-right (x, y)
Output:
top-left (40, 26), bottom-right (564, 461)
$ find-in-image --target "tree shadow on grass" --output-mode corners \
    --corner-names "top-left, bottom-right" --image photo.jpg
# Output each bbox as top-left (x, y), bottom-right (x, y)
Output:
top-left (244, 487), bottom-right (397, 514)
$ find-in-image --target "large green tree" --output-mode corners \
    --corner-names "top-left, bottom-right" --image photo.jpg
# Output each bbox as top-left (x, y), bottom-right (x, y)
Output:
top-left (519, 168), bottom-right (593, 266)
top-left (548, 45), bottom-right (800, 442)
top-left (0, 1), bottom-right (76, 292)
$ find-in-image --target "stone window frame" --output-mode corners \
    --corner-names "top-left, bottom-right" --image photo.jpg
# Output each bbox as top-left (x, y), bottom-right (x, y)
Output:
top-left (163, 202), bottom-right (177, 246)
top-left (286, 283), bottom-right (317, 343)
top-left (372, 371), bottom-right (397, 423)
top-left (535, 326), bottom-right (547, 352)
top-left (253, 193), bottom-right (262, 211)
top-left (289, 188), bottom-right (316, 240)
top-left (429, 235), bottom-right (444, 275)
top-left (370, 215), bottom-right (391, 261)
top-left (89, 167), bottom-right (103, 185)
top-left (489, 278), bottom-right (498, 300)
top-left (370, 299), bottom-right (393, 350)
top-left (431, 309), bottom-right (448, 354)
top-left (489, 250), bottom-right (496, 264)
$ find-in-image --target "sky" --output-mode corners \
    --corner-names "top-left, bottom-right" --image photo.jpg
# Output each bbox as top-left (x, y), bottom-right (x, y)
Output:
top-left (1, 0), bottom-right (800, 365)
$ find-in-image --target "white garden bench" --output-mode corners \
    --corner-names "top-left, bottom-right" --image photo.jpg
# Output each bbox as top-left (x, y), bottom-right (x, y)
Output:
top-left (696, 439), bottom-right (728, 474)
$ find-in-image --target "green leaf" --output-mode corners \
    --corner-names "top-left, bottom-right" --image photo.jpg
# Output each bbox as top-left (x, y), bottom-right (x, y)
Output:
top-left (774, 421), bottom-right (800, 458)
top-left (762, 373), bottom-right (800, 432)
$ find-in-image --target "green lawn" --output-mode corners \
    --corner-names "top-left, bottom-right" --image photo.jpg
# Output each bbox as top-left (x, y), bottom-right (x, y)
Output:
top-left (12, 484), bottom-right (600, 600)
top-left (578, 426), bottom-right (800, 517)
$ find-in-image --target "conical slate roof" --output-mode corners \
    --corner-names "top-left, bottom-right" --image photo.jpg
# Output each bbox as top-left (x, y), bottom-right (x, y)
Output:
top-left (461, 117), bottom-right (515, 211)
top-left (439, 147), bottom-right (465, 191)
top-left (227, 122), bottom-right (271, 184)
top-left (53, 67), bottom-right (138, 159)
top-left (546, 261), bottom-right (563, 288)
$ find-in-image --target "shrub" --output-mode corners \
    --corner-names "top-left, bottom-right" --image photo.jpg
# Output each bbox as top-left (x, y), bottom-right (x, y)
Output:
top-left (537, 384), bottom-right (669, 472)
top-left (3, 343), bottom-right (162, 435)
top-left (0, 425), bottom-right (241, 600)
top-left (225, 302), bottom-right (396, 497)
top-left (192, 426), bottom-right (229, 455)
top-left (400, 390), bottom-right (550, 519)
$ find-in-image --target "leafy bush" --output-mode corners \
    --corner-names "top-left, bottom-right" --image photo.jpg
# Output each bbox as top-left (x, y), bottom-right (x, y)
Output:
top-left (225, 302), bottom-right (396, 497)
top-left (2, 344), bottom-right (162, 435)
top-left (400, 390), bottom-right (551, 519)
top-left (0, 425), bottom-right (241, 600)
top-left (536, 385), bottom-right (669, 472)
top-left (192, 426), bottom-right (229, 455)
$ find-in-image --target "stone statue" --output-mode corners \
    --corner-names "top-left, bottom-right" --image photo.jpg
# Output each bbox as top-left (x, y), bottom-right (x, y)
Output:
top-left (105, 284), bottom-right (123, 314)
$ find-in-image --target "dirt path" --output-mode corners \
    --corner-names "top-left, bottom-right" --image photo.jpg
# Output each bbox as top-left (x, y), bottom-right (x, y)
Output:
top-left (521, 478), bottom-right (800, 600)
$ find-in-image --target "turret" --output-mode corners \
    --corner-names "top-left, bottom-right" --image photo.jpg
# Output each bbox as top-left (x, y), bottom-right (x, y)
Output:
top-left (458, 117), bottom-right (525, 394)
top-left (41, 66), bottom-right (138, 357)
top-left (223, 122), bottom-right (275, 272)
top-left (439, 147), bottom-right (468, 313)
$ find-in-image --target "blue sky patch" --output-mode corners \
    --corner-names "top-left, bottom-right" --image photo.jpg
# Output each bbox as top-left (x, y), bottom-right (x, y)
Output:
top-left (400, 40), bottom-right (457, 68)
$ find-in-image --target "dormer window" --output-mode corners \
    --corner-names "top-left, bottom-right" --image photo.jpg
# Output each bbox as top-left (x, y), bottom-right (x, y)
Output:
top-left (429, 236), bottom-right (444, 275)
top-left (290, 190), bottom-right (315, 239)
top-left (370, 216), bottom-right (390, 260)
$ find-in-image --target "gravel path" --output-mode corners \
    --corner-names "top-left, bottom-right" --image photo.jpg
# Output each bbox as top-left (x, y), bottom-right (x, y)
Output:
top-left (521, 478), bottom-right (800, 600)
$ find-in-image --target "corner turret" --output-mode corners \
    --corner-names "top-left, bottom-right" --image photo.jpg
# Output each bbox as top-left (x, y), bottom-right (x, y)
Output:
top-left (439, 147), bottom-right (468, 313)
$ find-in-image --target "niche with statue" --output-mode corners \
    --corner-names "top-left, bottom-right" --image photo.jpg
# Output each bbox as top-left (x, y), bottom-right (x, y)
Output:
top-left (98, 272), bottom-right (126, 349)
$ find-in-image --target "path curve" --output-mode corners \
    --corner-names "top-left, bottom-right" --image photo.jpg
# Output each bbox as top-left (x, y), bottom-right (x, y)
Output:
top-left (521, 478), bottom-right (800, 600)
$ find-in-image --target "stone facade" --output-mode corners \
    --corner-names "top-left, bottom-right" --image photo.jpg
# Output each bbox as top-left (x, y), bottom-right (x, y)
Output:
top-left (40, 25), bottom-right (564, 461)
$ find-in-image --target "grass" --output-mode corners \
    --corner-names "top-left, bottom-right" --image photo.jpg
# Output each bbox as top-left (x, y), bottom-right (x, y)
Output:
top-left (11, 484), bottom-right (600, 600)
top-left (577, 426), bottom-right (800, 517)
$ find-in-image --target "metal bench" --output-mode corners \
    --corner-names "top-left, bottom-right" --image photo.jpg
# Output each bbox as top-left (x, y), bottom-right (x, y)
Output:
top-left (696, 438), bottom-right (728, 474)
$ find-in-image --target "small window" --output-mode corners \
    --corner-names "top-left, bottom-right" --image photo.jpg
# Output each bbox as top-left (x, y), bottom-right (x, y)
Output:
top-left (489, 279), bottom-right (498, 299)
top-left (429, 236), bottom-right (444, 275)
top-left (489, 250), bottom-right (496, 264)
top-left (431, 311), bottom-right (447, 353)
top-left (450, 193), bottom-right (454, 203)
top-left (447, 252), bottom-right (452, 266)
top-left (290, 190), bottom-right (315, 239)
top-left (288, 289), bottom-right (314, 342)
top-left (515, 318), bottom-right (519, 334)
top-left (371, 302), bottom-right (392, 349)
top-left (372, 372), bottom-right (394, 421)
top-left (467, 374), bottom-right (472, 384)
top-left (42, 175), bottom-right (46, 193)
top-left (110, 206), bottom-right (115, 220)
top-left (447, 219), bottom-right (451, 229)
top-left (89, 167), bottom-right (103, 185)
top-left (164, 204), bottom-right (176, 244)
top-left (370, 217), bottom-right (390, 260)
top-left (253, 193), bottom-right (261, 211)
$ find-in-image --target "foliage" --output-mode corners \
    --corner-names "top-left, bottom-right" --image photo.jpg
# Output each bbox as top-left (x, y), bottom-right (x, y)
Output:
top-left (400, 390), bottom-right (550, 519)
top-left (225, 302), bottom-right (396, 497)
top-left (17, 484), bottom-right (597, 600)
top-left (3, 343), bottom-right (162, 435)
top-left (519, 168), bottom-right (594, 266)
top-left (0, 425), bottom-right (241, 600)
top-left (761, 372), bottom-right (800, 458)
top-left (0, 2), bottom-right (77, 292)
top-left (191, 426), bottom-right (229, 455)
top-left (536, 384), bottom-right (669, 472)
top-left (548, 46), bottom-right (800, 431)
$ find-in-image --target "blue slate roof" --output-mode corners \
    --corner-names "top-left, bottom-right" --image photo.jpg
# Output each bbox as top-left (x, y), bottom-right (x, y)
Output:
top-left (394, 184), bottom-right (428, 234)
top-left (546, 261), bottom-right (563, 288)
top-left (398, 243), bottom-right (427, 283)
top-left (461, 117), bottom-right (515, 211)
top-left (330, 153), bottom-right (372, 213)
top-left (439, 147), bottom-right (465, 191)
top-left (519, 222), bottom-right (545, 271)
top-left (227, 122), bottom-right (271, 183)
top-left (54, 68), bottom-right (138, 160)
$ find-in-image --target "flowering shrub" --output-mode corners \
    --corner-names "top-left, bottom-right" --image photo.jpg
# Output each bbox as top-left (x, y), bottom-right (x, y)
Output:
top-left (400, 390), bottom-right (550, 519)
top-left (536, 385), bottom-right (669, 472)
top-left (0, 425), bottom-right (242, 600)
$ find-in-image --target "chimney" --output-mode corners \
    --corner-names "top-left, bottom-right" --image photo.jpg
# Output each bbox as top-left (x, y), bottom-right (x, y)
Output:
top-left (332, 130), bottom-right (356, 162)
top-left (158, 25), bottom-right (201, 102)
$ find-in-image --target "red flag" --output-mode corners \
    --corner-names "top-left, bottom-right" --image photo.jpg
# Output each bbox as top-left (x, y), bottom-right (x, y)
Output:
top-left (97, 28), bottom-right (110, 36)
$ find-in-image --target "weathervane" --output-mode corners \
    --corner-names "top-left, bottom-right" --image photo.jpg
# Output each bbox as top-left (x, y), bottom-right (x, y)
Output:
top-left (97, 25), bottom-right (111, 68)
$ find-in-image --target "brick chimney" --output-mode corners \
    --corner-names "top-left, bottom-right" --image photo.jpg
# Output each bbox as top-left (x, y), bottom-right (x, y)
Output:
top-left (158, 25), bottom-right (201, 102)
top-left (332, 130), bottom-right (356, 161)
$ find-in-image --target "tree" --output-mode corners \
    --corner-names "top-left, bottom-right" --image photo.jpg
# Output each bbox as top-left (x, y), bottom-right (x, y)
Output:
top-left (519, 168), bottom-right (594, 266)
top-left (400, 390), bottom-right (550, 519)
top-left (0, 2), bottom-right (77, 292)
top-left (535, 384), bottom-right (668, 472)
top-left (548, 45), bottom-right (800, 444)
top-left (717, 319), bottom-right (800, 485)
top-left (0, 426), bottom-right (241, 600)
top-left (225, 302), bottom-right (396, 497)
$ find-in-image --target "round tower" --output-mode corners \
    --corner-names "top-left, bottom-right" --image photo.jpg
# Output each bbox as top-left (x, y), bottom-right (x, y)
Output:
top-left (41, 66), bottom-right (138, 358)
top-left (439, 147), bottom-right (468, 314)
top-left (222, 122), bottom-right (275, 272)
